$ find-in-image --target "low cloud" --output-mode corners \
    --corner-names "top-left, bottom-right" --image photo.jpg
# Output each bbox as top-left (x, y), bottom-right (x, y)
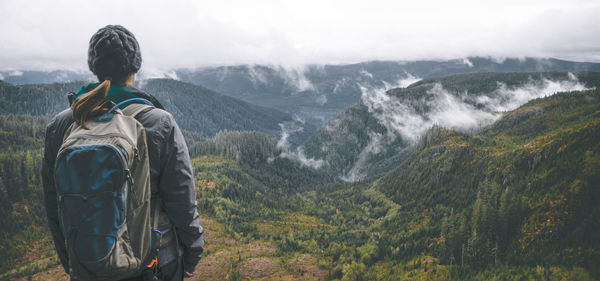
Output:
top-left (340, 74), bottom-right (591, 182)
top-left (364, 74), bottom-right (590, 143)
top-left (475, 73), bottom-right (587, 112)
top-left (340, 131), bottom-right (383, 182)
top-left (9, 70), bottom-right (23, 76)
top-left (139, 69), bottom-right (179, 81)
top-left (278, 65), bottom-right (315, 92)
top-left (339, 75), bottom-right (421, 181)
top-left (396, 73), bottom-right (421, 88)
top-left (271, 123), bottom-right (325, 169)
top-left (247, 65), bottom-right (269, 86)
top-left (360, 70), bottom-right (374, 79)
top-left (462, 58), bottom-right (474, 67)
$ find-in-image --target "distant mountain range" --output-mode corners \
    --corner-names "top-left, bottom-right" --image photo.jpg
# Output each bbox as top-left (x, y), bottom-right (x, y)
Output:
top-left (0, 70), bottom-right (94, 85)
top-left (175, 57), bottom-right (600, 125)
top-left (301, 71), bottom-right (600, 181)
top-left (4, 57), bottom-right (600, 127)
top-left (1, 67), bottom-right (599, 279)
top-left (0, 79), bottom-right (311, 145)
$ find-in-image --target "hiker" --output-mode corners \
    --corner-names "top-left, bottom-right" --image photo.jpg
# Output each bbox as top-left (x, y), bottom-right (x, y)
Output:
top-left (42, 25), bottom-right (204, 281)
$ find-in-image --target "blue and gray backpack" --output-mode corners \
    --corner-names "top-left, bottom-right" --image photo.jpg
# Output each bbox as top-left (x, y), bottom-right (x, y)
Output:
top-left (54, 98), bottom-right (161, 280)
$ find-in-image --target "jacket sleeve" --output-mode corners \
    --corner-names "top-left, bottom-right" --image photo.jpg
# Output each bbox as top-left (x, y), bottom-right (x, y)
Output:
top-left (158, 113), bottom-right (204, 269)
top-left (42, 117), bottom-right (70, 273)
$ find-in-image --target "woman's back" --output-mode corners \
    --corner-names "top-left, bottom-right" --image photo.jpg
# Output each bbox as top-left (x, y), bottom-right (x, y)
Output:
top-left (42, 25), bottom-right (204, 281)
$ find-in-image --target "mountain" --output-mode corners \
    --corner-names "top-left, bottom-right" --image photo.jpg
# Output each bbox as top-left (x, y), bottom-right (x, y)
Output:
top-left (0, 79), bottom-right (313, 145)
top-left (140, 79), bottom-right (314, 145)
top-left (368, 89), bottom-right (600, 277)
top-left (0, 80), bottom-right (82, 115)
top-left (176, 57), bottom-right (600, 126)
top-left (1, 79), bottom-right (599, 280)
top-left (0, 70), bottom-right (93, 85)
top-left (301, 72), bottom-right (600, 181)
top-left (192, 88), bottom-right (600, 280)
top-left (6, 57), bottom-right (600, 128)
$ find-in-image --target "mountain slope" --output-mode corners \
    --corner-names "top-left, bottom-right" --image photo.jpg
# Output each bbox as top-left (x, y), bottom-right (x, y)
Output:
top-left (6, 57), bottom-right (600, 128)
top-left (290, 89), bottom-right (600, 280)
top-left (140, 79), bottom-right (314, 143)
top-left (0, 81), bottom-right (82, 115)
top-left (1, 85), bottom-right (598, 280)
top-left (301, 71), bottom-right (600, 181)
top-left (0, 79), bottom-right (313, 144)
top-left (176, 58), bottom-right (600, 125)
top-left (0, 70), bottom-right (93, 85)
top-left (373, 89), bottom-right (600, 276)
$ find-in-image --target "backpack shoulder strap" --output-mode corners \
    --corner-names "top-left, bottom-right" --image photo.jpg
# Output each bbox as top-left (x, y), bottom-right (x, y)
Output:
top-left (121, 100), bottom-right (161, 231)
top-left (122, 103), bottom-right (154, 118)
top-left (109, 98), bottom-right (155, 118)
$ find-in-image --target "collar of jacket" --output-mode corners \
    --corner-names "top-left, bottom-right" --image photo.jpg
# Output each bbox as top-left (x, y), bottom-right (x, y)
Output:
top-left (69, 83), bottom-right (165, 110)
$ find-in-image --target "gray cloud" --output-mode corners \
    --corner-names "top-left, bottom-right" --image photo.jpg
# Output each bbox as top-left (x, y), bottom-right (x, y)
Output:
top-left (1, 0), bottom-right (599, 71)
top-left (336, 74), bottom-right (591, 182)
top-left (362, 74), bottom-right (590, 143)
top-left (271, 123), bottom-right (325, 169)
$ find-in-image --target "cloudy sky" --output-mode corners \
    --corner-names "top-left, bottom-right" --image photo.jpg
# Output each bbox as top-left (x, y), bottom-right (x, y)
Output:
top-left (1, 0), bottom-right (599, 71)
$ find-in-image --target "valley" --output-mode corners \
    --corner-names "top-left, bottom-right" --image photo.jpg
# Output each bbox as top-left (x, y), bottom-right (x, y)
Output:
top-left (0, 63), bottom-right (599, 280)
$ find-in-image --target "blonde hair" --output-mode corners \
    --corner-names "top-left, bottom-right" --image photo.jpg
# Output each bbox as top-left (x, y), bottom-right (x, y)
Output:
top-left (71, 79), bottom-right (111, 129)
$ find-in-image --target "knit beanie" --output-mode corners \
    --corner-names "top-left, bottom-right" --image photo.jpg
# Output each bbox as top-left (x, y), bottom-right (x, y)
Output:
top-left (88, 25), bottom-right (142, 82)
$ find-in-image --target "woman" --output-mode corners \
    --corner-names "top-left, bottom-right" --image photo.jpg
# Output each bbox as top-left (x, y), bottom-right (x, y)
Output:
top-left (42, 25), bottom-right (204, 281)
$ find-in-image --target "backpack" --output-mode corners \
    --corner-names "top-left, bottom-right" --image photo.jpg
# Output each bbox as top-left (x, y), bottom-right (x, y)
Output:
top-left (54, 98), bottom-right (161, 280)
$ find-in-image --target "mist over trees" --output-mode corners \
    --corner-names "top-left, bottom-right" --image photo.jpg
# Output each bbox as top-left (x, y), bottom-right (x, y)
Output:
top-left (0, 68), bottom-right (599, 280)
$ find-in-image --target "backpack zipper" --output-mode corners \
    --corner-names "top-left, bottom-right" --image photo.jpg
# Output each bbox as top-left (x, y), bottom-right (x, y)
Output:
top-left (65, 132), bottom-right (136, 153)
top-left (57, 135), bottom-right (138, 206)
top-left (110, 144), bottom-right (136, 196)
top-left (125, 169), bottom-right (134, 186)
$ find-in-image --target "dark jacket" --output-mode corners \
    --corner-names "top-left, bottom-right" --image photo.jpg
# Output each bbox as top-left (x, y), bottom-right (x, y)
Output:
top-left (42, 84), bottom-right (204, 275)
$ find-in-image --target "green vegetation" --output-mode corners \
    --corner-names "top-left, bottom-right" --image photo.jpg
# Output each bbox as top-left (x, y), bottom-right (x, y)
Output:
top-left (0, 75), bottom-right (599, 280)
top-left (303, 71), bottom-right (600, 181)
top-left (176, 58), bottom-right (600, 127)
top-left (0, 116), bottom-right (49, 273)
top-left (186, 89), bottom-right (600, 280)
top-left (313, 90), bottom-right (600, 279)
top-left (143, 79), bottom-right (316, 144)
top-left (0, 79), bottom-right (313, 145)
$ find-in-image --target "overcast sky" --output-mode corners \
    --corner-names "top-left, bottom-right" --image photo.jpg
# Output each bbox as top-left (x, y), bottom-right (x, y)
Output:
top-left (1, 0), bottom-right (599, 71)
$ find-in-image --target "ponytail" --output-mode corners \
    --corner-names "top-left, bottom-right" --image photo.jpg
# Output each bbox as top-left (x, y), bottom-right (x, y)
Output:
top-left (71, 79), bottom-right (111, 129)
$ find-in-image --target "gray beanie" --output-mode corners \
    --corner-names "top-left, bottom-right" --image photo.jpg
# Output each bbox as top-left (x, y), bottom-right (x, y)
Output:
top-left (88, 25), bottom-right (141, 82)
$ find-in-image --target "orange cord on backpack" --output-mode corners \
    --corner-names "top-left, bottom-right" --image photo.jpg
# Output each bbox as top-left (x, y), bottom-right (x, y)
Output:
top-left (146, 256), bottom-right (158, 268)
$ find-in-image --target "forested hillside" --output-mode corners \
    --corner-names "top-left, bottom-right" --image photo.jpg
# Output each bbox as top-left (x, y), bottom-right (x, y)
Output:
top-left (5, 57), bottom-right (600, 128)
top-left (186, 89), bottom-right (600, 280)
top-left (0, 115), bottom-right (51, 276)
top-left (0, 81), bottom-right (81, 115)
top-left (176, 58), bottom-right (600, 126)
top-left (0, 79), bottom-right (312, 144)
top-left (0, 76), bottom-right (598, 280)
top-left (142, 79), bottom-right (314, 145)
top-left (302, 72), bottom-right (600, 182)
top-left (373, 89), bottom-right (600, 275)
top-left (289, 89), bottom-right (600, 280)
